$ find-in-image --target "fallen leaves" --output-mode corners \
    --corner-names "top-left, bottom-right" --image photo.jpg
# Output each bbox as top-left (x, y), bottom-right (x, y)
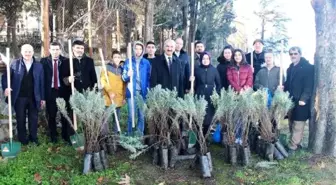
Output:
top-left (97, 176), bottom-right (104, 183)
top-left (118, 174), bottom-right (130, 185)
top-left (34, 173), bottom-right (42, 183)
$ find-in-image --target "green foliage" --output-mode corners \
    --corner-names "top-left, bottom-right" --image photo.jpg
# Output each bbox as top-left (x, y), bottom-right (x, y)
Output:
top-left (118, 134), bottom-right (148, 160)
top-left (271, 89), bottom-right (294, 124)
top-left (56, 88), bottom-right (115, 153)
top-left (138, 85), bottom-right (179, 146)
top-left (211, 88), bottom-right (239, 145)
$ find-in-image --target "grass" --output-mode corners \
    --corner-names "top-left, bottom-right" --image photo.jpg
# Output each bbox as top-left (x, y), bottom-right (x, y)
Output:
top-left (0, 108), bottom-right (336, 184)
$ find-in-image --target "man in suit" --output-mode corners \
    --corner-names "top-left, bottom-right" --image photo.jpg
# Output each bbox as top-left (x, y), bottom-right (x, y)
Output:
top-left (41, 42), bottom-right (71, 143)
top-left (194, 41), bottom-right (205, 68)
top-left (150, 39), bottom-right (184, 97)
top-left (2, 44), bottom-right (45, 145)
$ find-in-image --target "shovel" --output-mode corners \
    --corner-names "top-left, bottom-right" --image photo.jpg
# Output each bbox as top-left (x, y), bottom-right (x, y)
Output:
top-left (187, 42), bottom-right (197, 148)
top-left (1, 48), bottom-right (21, 158)
top-left (127, 43), bottom-right (136, 135)
top-left (98, 48), bottom-right (121, 134)
top-left (68, 40), bottom-right (84, 150)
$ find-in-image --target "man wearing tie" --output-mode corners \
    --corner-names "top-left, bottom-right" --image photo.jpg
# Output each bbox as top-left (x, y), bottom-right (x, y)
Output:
top-left (150, 39), bottom-right (184, 97)
top-left (41, 42), bottom-right (71, 144)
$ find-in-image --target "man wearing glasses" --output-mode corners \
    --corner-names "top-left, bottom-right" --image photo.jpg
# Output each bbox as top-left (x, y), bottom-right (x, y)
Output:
top-left (284, 46), bottom-right (314, 155)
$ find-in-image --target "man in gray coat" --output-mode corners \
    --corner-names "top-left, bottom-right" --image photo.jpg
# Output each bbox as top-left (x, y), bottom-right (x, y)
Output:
top-left (253, 49), bottom-right (283, 95)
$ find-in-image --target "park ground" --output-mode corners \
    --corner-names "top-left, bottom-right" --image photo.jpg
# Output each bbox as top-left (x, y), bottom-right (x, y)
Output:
top-left (0, 111), bottom-right (336, 185)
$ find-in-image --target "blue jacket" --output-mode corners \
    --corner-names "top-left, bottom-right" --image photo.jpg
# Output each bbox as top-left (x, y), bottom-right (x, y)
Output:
top-left (1, 57), bottom-right (45, 110)
top-left (122, 56), bottom-right (151, 99)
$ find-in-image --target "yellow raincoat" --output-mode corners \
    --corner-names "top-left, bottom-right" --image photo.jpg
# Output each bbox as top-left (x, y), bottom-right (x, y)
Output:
top-left (100, 63), bottom-right (126, 107)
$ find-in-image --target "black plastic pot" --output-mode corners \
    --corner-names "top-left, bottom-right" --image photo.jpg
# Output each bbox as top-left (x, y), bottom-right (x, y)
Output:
top-left (265, 142), bottom-right (275, 161)
top-left (160, 147), bottom-right (169, 170)
top-left (152, 146), bottom-right (159, 165)
top-left (248, 126), bottom-right (259, 153)
top-left (238, 145), bottom-right (251, 166)
top-left (200, 155), bottom-right (211, 178)
top-left (169, 146), bottom-right (178, 168)
top-left (83, 153), bottom-right (92, 174)
top-left (256, 137), bottom-right (265, 158)
top-left (206, 152), bottom-right (213, 172)
top-left (223, 144), bottom-right (230, 163)
top-left (93, 152), bottom-right (104, 171)
top-left (100, 150), bottom-right (108, 169)
top-left (106, 137), bottom-right (115, 155)
top-left (275, 141), bottom-right (288, 158)
top-left (229, 145), bottom-right (237, 166)
top-left (273, 147), bottom-right (284, 160)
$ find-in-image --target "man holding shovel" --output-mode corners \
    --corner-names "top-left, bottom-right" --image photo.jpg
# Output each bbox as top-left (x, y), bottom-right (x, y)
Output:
top-left (2, 44), bottom-right (45, 145)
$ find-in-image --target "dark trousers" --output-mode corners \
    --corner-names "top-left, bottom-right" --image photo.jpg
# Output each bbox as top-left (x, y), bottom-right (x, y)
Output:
top-left (14, 97), bottom-right (38, 144)
top-left (46, 89), bottom-right (73, 142)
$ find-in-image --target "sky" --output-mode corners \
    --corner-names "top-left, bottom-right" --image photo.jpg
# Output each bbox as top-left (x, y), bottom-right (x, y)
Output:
top-left (234, 0), bottom-right (316, 66)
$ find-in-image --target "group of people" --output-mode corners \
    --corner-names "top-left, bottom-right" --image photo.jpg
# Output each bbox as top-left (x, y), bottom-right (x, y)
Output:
top-left (1, 38), bottom-right (314, 155)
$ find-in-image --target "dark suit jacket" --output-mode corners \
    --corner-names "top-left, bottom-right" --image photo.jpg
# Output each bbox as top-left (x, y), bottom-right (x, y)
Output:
top-left (59, 55), bottom-right (97, 100)
top-left (1, 57), bottom-right (45, 109)
top-left (150, 54), bottom-right (184, 97)
top-left (41, 55), bottom-right (68, 100)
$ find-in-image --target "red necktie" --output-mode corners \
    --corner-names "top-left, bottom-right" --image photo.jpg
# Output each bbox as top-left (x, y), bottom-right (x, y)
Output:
top-left (53, 59), bottom-right (58, 89)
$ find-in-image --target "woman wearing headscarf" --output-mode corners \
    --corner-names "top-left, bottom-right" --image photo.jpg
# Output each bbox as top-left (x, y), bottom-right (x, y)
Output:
top-left (191, 52), bottom-right (221, 134)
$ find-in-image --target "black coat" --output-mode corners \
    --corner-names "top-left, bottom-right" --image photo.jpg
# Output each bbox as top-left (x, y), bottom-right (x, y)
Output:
top-left (175, 49), bottom-right (190, 92)
top-left (216, 57), bottom-right (231, 90)
top-left (41, 55), bottom-right (68, 100)
top-left (194, 64), bottom-right (221, 126)
top-left (143, 53), bottom-right (159, 65)
top-left (246, 51), bottom-right (265, 80)
top-left (150, 54), bottom-right (184, 97)
top-left (284, 57), bottom-right (314, 121)
top-left (60, 55), bottom-right (97, 100)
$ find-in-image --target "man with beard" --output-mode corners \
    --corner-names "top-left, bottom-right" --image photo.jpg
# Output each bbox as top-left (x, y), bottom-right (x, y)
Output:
top-left (150, 39), bottom-right (184, 97)
top-left (194, 41), bottom-right (205, 68)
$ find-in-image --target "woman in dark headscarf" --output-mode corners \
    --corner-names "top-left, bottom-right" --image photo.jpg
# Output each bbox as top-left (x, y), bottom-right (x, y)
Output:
top-left (217, 45), bottom-right (234, 90)
top-left (191, 52), bottom-right (221, 134)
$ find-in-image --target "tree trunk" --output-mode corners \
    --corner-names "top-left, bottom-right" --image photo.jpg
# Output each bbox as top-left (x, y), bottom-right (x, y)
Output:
top-left (261, 18), bottom-right (265, 41)
top-left (42, 0), bottom-right (50, 57)
top-left (310, 0), bottom-right (336, 157)
top-left (188, 0), bottom-right (197, 52)
top-left (10, 18), bottom-right (19, 57)
top-left (182, 0), bottom-right (189, 51)
top-left (144, 0), bottom-right (154, 42)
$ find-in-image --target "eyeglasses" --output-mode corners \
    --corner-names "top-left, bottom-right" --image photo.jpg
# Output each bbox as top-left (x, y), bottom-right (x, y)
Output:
top-left (289, 53), bottom-right (299, 56)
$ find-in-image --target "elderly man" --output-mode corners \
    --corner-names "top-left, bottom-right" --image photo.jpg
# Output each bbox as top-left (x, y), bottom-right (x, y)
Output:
top-left (41, 42), bottom-right (71, 144)
top-left (246, 39), bottom-right (265, 80)
top-left (2, 44), bottom-right (45, 145)
top-left (151, 39), bottom-right (184, 97)
top-left (284, 46), bottom-right (314, 155)
top-left (175, 38), bottom-right (190, 94)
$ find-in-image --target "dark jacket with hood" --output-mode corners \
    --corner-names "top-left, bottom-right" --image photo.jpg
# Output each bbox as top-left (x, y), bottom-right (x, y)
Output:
top-left (122, 41), bottom-right (151, 99)
top-left (194, 52), bottom-right (221, 126)
top-left (246, 51), bottom-right (265, 80)
top-left (254, 66), bottom-right (284, 95)
top-left (150, 53), bottom-right (184, 97)
top-left (143, 53), bottom-right (159, 64)
top-left (216, 56), bottom-right (231, 90)
top-left (175, 49), bottom-right (190, 92)
top-left (284, 57), bottom-right (314, 121)
top-left (60, 54), bottom-right (97, 100)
